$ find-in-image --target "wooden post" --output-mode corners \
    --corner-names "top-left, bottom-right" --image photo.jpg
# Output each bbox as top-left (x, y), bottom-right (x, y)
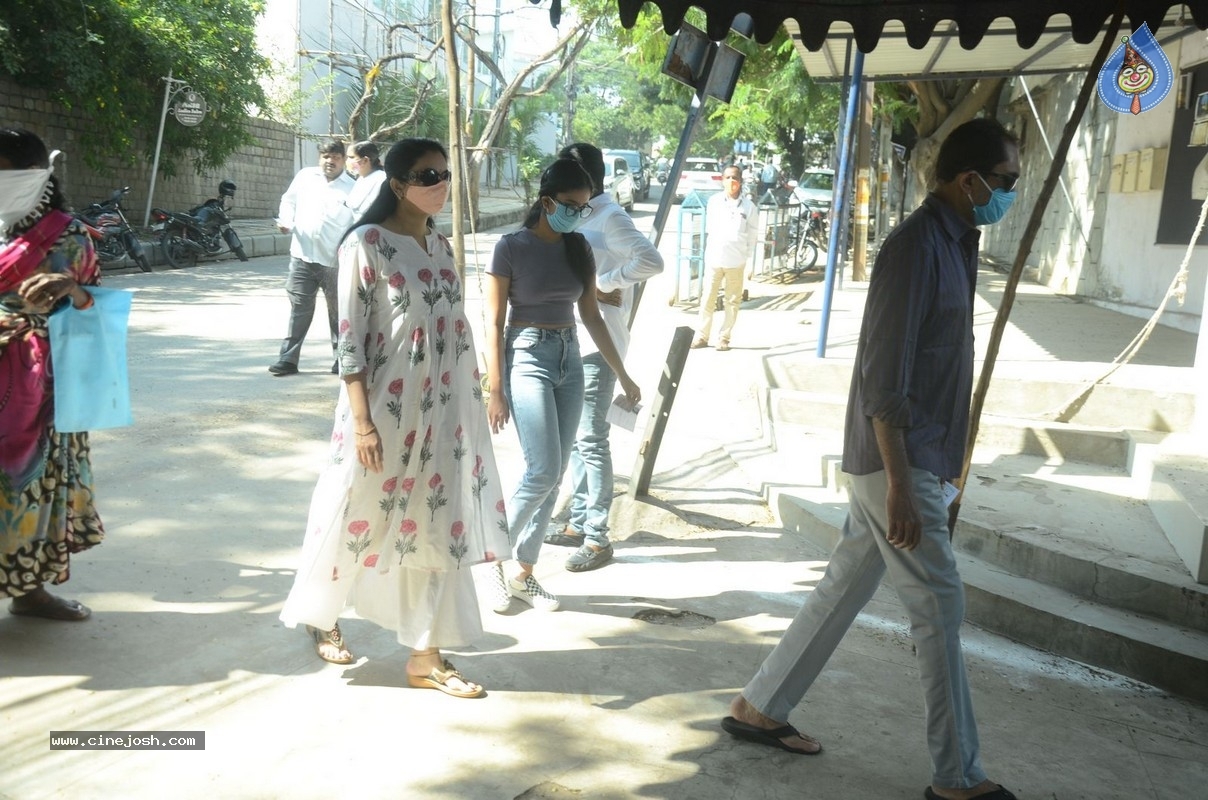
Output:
top-left (852, 80), bottom-right (873, 281)
top-left (441, 0), bottom-right (466, 280)
top-left (628, 326), bottom-right (694, 498)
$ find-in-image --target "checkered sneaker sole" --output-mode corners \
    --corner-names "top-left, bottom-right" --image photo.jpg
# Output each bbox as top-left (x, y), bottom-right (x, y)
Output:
top-left (508, 575), bottom-right (561, 611)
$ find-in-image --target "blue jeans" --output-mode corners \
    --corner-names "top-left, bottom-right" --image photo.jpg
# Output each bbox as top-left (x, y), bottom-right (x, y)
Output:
top-left (505, 326), bottom-right (584, 566)
top-left (567, 352), bottom-right (617, 547)
top-left (742, 468), bottom-right (986, 789)
top-left (278, 257), bottom-right (338, 366)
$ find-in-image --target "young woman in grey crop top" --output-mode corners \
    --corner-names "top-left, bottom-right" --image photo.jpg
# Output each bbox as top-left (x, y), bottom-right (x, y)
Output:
top-left (482, 158), bottom-right (642, 613)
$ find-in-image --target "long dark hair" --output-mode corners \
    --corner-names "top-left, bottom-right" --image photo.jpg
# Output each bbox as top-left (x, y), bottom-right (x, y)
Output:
top-left (350, 140), bottom-right (382, 169)
top-left (0, 127), bottom-right (69, 213)
top-left (522, 157), bottom-right (594, 289)
top-left (342, 137), bottom-right (447, 243)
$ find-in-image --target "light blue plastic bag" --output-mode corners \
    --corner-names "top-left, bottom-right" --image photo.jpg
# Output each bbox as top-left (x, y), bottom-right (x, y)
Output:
top-left (48, 286), bottom-right (133, 433)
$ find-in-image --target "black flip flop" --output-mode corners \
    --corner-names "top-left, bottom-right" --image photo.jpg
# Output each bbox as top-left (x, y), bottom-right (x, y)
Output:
top-left (924, 785), bottom-right (1017, 800)
top-left (720, 716), bottom-right (823, 755)
top-left (9, 595), bottom-right (91, 621)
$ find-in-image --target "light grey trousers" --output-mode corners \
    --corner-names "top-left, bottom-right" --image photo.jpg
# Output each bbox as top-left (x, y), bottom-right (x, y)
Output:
top-left (742, 467), bottom-right (988, 789)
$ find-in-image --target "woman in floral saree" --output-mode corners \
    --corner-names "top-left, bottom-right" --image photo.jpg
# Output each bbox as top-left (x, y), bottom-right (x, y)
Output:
top-left (0, 128), bottom-right (103, 621)
top-left (280, 138), bottom-right (509, 697)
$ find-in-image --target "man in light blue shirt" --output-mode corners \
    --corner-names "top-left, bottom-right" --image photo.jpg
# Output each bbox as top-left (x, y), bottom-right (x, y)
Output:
top-left (544, 143), bottom-right (664, 572)
top-left (269, 141), bottom-right (355, 376)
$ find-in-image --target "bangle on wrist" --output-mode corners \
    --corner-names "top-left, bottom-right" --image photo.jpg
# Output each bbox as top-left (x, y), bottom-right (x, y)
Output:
top-left (75, 291), bottom-right (94, 310)
top-left (355, 427), bottom-right (377, 437)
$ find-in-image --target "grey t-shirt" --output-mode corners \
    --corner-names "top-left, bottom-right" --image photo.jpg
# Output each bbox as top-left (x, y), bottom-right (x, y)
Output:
top-left (487, 228), bottom-right (591, 325)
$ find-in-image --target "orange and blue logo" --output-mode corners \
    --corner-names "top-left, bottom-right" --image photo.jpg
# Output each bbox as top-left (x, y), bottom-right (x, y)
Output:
top-left (1097, 23), bottom-right (1173, 115)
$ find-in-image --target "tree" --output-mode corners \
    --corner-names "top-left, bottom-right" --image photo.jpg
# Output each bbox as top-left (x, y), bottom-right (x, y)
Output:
top-left (901, 78), bottom-right (1005, 203)
top-left (0, 0), bottom-right (268, 175)
top-left (565, 2), bottom-right (840, 177)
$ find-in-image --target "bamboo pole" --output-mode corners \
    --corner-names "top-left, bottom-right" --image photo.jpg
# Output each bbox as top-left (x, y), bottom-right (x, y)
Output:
top-left (949, 6), bottom-right (1125, 534)
top-left (441, 0), bottom-right (466, 279)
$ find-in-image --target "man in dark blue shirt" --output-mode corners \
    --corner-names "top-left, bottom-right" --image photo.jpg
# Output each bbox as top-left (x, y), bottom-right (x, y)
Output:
top-left (721, 119), bottom-right (1022, 800)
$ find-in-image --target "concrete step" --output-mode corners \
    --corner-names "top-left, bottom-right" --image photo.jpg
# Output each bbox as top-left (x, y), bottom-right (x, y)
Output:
top-left (763, 353), bottom-right (1195, 433)
top-left (1132, 434), bottom-right (1208, 583)
top-left (770, 388), bottom-right (1136, 470)
top-left (823, 448), bottom-right (1208, 634)
top-left (776, 487), bottom-right (1208, 704)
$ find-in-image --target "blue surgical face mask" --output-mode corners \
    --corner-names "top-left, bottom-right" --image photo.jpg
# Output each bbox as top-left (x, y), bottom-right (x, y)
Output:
top-left (969, 173), bottom-right (1016, 226)
top-left (545, 200), bottom-right (585, 233)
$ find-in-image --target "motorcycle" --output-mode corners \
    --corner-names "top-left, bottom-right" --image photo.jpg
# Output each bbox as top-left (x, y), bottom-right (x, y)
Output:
top-left (77, 186), bottom-right (152, 273)
top-left (786, 202), bottom-right (828, 271)
top-left (151, 180), bottom-right (248, 269)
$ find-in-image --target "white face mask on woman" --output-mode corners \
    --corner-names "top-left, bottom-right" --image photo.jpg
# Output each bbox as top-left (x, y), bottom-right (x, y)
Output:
top-left (0, 166), bottom-right (53, 230)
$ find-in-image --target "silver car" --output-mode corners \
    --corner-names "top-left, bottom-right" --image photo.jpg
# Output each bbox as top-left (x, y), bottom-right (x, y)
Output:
top-left (603, 155), bottom-right (636, 211)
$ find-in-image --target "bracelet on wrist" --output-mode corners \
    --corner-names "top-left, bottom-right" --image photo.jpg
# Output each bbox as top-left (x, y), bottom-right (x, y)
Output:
top-left (355, 428), bottom-right (377, 437)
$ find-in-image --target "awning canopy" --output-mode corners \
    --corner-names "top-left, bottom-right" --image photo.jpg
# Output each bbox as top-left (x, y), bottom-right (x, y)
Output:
top-left (616, 2), bottom-right (1208, 76)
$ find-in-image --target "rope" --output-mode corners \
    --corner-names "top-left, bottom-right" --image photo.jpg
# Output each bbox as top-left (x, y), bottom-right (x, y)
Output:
top-left (1048, 194), bottom-right (1208, 422)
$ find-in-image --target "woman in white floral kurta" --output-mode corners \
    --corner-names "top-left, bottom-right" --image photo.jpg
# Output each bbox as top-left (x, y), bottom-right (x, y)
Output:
top-left (281, 139), bottom-right (508, 698)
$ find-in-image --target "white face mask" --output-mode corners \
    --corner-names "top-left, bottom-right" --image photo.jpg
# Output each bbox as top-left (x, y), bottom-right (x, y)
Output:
top-left (0, 167), bottom-right (53, 230)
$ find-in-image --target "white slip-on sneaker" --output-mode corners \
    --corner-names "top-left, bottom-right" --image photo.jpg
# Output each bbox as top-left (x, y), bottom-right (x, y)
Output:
top-left (483, 563), bottom-right (512, 614)
top-left (508, 574), bottom-right (561, 612)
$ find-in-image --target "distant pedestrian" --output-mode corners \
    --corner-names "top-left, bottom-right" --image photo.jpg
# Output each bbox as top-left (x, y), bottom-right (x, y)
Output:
top-left (345, 140), bottom-right (387, 218)
top-left (269, 140), bottom-right (355, 376)
top-left (692, 165), bottom-right (758, 352)
top-left (280, 138), bottom-right (508, 698)
top-left (541, 143), bottom-right (664, 572)
top-left (756, 159), bottom-right (780, 199)
top-left (721, 118), bottom-right (1022, 800)
top-left (0, 128), bottom-right (103, 621)
top-left (481, 157), bottom-right (641, 612)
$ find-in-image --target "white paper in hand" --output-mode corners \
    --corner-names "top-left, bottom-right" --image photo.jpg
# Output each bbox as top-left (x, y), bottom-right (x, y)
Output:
top-left (605, 395), bottom-right (642, 431)
top-left (941, 481), bottom-right (961, 508)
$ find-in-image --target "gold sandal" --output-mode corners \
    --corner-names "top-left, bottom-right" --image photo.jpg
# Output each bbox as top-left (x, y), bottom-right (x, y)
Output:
top-left (407, 659), bottom-right (484, 698)
top-left (306, 624), bottom-right (353, 664)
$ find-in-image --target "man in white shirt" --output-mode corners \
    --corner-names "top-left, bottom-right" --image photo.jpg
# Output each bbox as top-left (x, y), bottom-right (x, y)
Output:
top-left (269, 140), bottom-right (356, 376)
top-left (544, 143), bottom-right (664, 572)
top-left (693, 165), bottom-right (759, 351)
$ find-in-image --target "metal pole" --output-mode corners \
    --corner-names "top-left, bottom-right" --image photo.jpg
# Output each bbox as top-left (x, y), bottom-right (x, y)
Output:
top-left (816, 48), bottom-right (865, 357)
top-left (144, 70), bottom-right (176, 227)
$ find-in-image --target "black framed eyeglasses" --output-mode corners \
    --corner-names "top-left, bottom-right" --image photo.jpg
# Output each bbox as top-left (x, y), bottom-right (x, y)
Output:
top-left (982, 171), bottom-right (1019, 192)
top-left (555, 200), bottom-right (593, 219)
top-left (403, 168), bottom-right (452, 186)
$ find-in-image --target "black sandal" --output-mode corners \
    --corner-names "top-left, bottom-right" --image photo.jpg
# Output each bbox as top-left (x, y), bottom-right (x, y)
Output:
top-left (306, 624), bottom-right (353, 664)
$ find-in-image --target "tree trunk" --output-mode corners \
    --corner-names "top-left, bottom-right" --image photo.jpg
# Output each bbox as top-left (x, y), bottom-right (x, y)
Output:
top-left (905, 77), bottom-right (1005, 206)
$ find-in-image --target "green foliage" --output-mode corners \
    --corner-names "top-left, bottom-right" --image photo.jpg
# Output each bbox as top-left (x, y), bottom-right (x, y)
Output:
top-left (567, 1), bottom-right (840, 173)
top-left (0, 0), bottom-right (268, 175)
top-left (363, 67), bottom-right (449, 142)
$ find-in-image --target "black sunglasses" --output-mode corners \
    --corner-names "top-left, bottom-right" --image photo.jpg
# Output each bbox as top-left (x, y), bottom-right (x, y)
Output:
top-left (981, 171), bottom-right (1019, 192)
top-left (403, 168), bottom-right (452, 187)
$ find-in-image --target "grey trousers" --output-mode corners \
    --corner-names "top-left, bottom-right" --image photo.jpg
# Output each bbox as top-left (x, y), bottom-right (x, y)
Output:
top-left (742, 467), bottom-right (988, 789)
top-left (277, 257), bottom-right (338, 366)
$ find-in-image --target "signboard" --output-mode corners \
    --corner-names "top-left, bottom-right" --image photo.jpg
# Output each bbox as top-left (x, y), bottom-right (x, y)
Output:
top-left (173, 92), bottom-right (207, 127)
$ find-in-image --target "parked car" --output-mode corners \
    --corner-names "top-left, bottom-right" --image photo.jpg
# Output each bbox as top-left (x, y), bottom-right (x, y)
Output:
top-left (603, 154), bottom-right (636, 211)
top-left (791, 167), bottom-right (836, 210)
top-left (675, 157), bottom-right (723, 202)
top-left (603, 149), bottom-right (650, 201)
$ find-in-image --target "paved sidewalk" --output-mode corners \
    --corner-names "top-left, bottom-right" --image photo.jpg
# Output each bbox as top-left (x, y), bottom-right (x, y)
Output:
top-left (2, 208), bottom-right (1206, 800)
